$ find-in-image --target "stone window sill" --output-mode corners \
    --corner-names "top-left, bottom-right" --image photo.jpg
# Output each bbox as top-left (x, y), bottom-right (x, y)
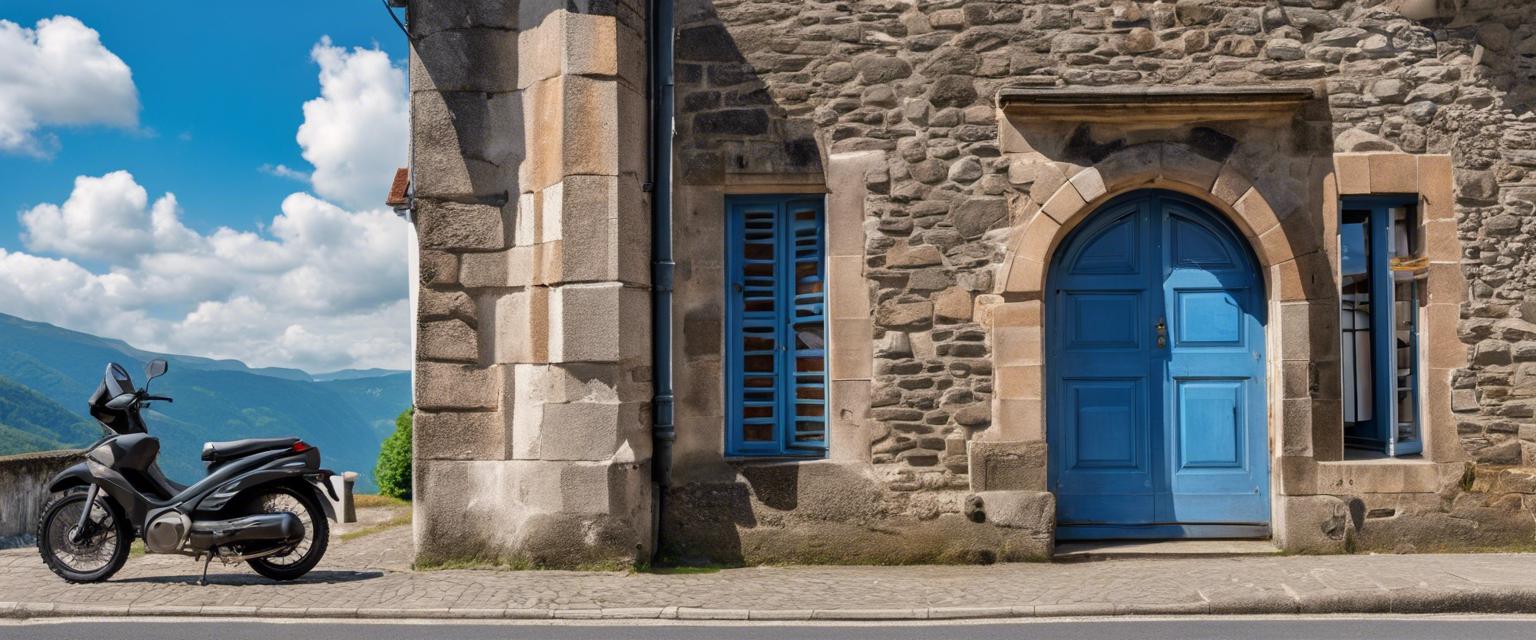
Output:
top-left (1315, 456), bottom-right (1457, 494)
top-left (1337, 449), bottom-right (1432, 464)
top-left (723, 455), bottom-right (823, 465)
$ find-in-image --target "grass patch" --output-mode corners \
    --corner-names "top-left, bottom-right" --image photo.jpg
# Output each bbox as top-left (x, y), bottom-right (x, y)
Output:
top-left (414, 558), bottom-right (534, 572)
top-left (129, 540), bottom-right (145, 557)
top-left (638, 565), bottom-right (726, 575)
top-left (414, 556), bottom-right (637, 573)
top-left (339, 509), bottom-right (413, 542)
top-left (1371, 542), bottom-right (1536, 555)
top-left (415, 557), bottom-right (740, 574)
top-left (352, 494), bottom-right (410, 509)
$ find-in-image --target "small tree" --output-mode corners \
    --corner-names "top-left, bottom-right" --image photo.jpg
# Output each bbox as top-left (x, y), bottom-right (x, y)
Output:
top-left (375, 408), bottom-right (413, 500)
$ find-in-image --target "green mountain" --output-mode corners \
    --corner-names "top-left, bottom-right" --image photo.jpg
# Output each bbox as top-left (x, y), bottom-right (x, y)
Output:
top-left (0, 313), bottom-right (410, 491)
top-left (318, 376), bottom-right (414, 440)
top-left (314, 368), bottom-right (408, 382)
top-left (0, 375), bottom-right (100, 448)
top-left (0, 376), bottom-right (101, 456)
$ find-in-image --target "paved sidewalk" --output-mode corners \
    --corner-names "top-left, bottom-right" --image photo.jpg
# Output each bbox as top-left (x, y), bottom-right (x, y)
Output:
top-left (8, 507), bottom-right (1536, 621)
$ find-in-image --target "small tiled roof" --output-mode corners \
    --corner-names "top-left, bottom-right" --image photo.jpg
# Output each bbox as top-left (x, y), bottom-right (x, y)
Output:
top-left (385, 168), bottom-right (410, 208)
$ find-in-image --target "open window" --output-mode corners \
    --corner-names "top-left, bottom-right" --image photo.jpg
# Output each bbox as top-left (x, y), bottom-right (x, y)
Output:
top-left (1339, 197), bottom-right (1424, 457)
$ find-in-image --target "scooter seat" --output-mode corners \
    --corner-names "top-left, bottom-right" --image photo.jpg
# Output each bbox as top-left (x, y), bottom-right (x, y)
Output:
top-left (201, 437), bottom-right (300, 462)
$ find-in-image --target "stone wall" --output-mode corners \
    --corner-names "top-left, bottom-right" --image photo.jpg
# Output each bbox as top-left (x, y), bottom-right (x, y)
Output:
top-left (408, 0), bottom-right (654, 568)
top-left (659, 0), bottom-right (1536, 562)
top-left (409, 0), bottom-right (1536, 565)
top-left (1435, 7), bottom-right (1536, 466)
top-left (0, 450), bottom-right (80, 548)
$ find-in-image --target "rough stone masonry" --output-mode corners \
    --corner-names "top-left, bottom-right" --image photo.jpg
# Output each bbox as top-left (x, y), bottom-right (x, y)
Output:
top-left (409, 0), bottom-right (1536, 568)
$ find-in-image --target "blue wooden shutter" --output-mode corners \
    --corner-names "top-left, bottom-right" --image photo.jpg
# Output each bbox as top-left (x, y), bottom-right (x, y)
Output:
top-left (784, 197), bottom-right (828, 452)
top-left (726, 196), bottom-right (827, 456)
top-left (1340, 197), bottom-right (1422, 457)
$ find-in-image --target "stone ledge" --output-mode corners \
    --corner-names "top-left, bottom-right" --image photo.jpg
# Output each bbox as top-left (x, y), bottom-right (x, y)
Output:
top-left (1313, 458), bottom-right (1458, 494)
top-left (998, 86), bottom-right (1315, 124)
top-left (0, 450), bottom-right (84, 464)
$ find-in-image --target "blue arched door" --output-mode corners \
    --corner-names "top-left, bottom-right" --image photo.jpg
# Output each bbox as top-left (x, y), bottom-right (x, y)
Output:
top-left (1047, 190), bottom-right (1269, 540)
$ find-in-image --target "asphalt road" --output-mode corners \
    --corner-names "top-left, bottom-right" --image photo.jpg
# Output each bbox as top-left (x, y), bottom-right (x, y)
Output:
top-left (6, 617), bottom-right (1536, 640)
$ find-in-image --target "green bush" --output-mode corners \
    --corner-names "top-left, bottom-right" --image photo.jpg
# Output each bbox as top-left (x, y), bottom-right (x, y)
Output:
top-left (375, 408), bottom-right (413, 500)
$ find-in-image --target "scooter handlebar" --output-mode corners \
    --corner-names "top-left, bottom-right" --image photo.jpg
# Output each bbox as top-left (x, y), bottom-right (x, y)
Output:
top-left (143, 395), bottom-right (174, 403)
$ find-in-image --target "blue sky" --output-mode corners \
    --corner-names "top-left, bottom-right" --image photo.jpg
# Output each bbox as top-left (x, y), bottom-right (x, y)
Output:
top-left (0, 3), bottom-right (413, 372)
top-left (0, 1), bottom-right (408, 244)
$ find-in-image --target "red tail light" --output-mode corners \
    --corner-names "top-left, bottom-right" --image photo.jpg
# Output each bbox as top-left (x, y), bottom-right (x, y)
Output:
top-left (292, 441), bottom-right (311, 453)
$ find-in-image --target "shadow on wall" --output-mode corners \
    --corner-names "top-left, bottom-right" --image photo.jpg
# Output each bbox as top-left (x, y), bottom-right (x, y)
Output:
top-left (659, 481), bottom-right (757, 566)
top-left (408, 3), bottom-right (523, 212)
top-left (672, 0), bottom-right (826, 185)
top-left (409, 0), bottom-right (646, 242)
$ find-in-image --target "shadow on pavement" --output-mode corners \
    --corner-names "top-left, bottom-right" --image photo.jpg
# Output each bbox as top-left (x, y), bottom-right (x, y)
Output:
top-left (113, 569), bottom-right (383, 586)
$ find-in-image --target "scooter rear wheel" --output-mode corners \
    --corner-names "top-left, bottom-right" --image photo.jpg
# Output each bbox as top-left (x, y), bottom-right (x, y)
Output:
top-left (37, 489), bottom-right (131, 583)
top-left (244, 487), bottom-right (328, 581)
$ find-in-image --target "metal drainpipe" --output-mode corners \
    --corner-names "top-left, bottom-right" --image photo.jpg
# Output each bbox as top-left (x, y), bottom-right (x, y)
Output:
top-left (647, 0), bottom-right (676, 560)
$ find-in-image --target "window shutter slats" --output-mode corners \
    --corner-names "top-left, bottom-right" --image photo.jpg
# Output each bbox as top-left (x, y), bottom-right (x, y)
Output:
top-left (786, 199), bottom-right (827, 452)
top-left (727, 196), bottom-right (827, 456)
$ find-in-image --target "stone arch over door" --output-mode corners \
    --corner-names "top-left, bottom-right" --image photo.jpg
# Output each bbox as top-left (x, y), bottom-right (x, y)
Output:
top-left (982, 141), bottom-right (1337, 511)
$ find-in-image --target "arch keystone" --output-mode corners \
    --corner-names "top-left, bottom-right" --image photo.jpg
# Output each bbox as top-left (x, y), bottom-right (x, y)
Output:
top-left (1095, 144), bottom-right (1162, 192)
top-left (1157, 142), bottom-right (1223, 192)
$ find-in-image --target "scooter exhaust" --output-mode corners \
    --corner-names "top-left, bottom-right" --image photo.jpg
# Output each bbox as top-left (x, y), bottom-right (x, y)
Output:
top-left (187, 513), bottom-right (303, 549)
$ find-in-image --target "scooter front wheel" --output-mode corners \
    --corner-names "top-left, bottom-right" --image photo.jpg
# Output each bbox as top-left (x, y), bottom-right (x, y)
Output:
top-left (37, 489), bottom-right (131, 583)
top-left (244, 487), bottom-right (328, 581)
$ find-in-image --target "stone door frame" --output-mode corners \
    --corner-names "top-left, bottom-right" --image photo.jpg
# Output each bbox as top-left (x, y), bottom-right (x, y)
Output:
top-left (981, 146), bottom-right (1295, 517)
top-left (977, 144), bottom-right (1468, 549)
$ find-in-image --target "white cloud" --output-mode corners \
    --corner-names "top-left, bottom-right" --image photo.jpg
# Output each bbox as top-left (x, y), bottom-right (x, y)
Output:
top-left (260, 163), bottom-right (311, 182)
top-left (0, 16), bottom-right (139, 156)
top-left (2, 171), bottom-right (411, 371)
top-left (0, 34), bottom-right (413, 372)
top-left (295, 38), bottom-right (407, 210)
top-left (19, 170), bottom-right (192, 262)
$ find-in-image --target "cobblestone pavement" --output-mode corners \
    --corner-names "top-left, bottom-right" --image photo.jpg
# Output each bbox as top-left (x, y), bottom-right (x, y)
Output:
top-left (8, 508), bottom-right (1536, 620)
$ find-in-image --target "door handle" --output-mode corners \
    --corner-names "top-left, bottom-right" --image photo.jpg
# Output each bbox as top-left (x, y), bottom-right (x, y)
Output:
top-left (1155, 317), bottom-right (1167, 348)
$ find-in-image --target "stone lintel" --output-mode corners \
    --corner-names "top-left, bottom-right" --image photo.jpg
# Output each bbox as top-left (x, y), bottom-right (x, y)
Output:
top-left (998, 86), bottom-right (1316, 124)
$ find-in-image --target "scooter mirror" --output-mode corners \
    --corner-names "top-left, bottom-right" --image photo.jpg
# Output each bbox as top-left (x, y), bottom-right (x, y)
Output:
top-left (145, 359), bottom-right (168, 380)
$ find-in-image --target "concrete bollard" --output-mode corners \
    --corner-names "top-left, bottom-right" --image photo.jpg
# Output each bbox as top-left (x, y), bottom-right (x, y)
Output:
top-left (330, 472), bottom-right (357, 523)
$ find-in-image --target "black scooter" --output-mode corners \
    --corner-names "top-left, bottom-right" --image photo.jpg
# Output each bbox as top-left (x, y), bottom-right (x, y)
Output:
top-left (37, 360), bottom-right (341, 584)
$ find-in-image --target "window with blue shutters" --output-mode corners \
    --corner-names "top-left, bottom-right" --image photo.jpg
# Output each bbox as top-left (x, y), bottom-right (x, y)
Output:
top-left (725, 195), bottom-right (828, 457)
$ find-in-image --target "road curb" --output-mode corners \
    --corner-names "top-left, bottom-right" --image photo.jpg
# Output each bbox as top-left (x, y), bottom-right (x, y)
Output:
top-left (5, 591), bottom-right (1536, 622)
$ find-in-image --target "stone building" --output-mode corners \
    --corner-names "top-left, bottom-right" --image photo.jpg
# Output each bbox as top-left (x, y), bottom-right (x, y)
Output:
top-left (404, 0), bottom-right (1536, 567)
